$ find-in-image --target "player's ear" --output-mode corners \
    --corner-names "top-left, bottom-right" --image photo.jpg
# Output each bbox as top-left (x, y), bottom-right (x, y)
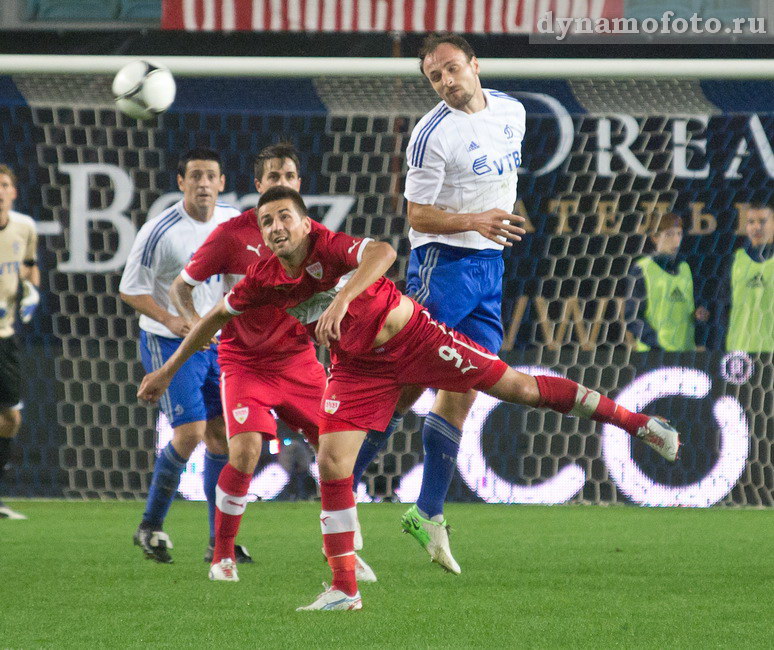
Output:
top-left (471, 56), bottom-right (480, 75)
top-left (218, 173), bottom-right (226, 192)
top-left (176, 173), bottom-right (185, 191)
top-left (302, 215), bottom-right (311, 235)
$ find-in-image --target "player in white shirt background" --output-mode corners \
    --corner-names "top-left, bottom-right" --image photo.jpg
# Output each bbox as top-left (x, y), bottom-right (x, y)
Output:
top-left (119, 148), bottom-right (242, 563)
top-left (0, 164), bottom-right (40, 521)
top-left (351, 34), bottom-right (527, 574)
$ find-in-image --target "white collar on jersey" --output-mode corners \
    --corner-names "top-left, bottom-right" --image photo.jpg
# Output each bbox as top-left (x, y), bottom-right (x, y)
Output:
top-left (442, 88), bottom-right (492, 117)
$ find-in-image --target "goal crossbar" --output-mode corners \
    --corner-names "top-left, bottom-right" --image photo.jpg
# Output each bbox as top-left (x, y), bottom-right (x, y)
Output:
top-left (0, 55), bottom-right (773, 78)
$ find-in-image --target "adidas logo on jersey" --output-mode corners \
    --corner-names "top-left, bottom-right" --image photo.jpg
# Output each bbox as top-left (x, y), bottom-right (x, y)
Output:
top-left (467, 141), bottom-right (479, 152)
top-left (669, 288), bottom-right (685, 302)
top-left (746, 273), bottom-right (764, 288)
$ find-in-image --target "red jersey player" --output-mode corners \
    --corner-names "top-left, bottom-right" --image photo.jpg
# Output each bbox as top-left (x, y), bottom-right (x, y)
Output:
top-left (167, 144), bottom-right (374, 583)
top-left (139, 186), bottom-right (681, 611)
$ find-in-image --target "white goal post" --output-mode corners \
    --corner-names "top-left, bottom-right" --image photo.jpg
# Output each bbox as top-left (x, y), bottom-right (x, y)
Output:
top-left (0, 54), bottom-right (773, 78)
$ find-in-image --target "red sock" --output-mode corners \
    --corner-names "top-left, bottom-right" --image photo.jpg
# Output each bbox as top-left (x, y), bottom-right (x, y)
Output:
top-left (535, 375), bottom-right (648, 436)
top-left (213, 463), bottom-right (252, 564)
top-left (320, 475), bottom-right (358, 596)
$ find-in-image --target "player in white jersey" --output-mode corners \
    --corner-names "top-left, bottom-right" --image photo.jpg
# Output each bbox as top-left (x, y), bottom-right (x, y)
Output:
top-left (351, 34), bottom-right (527, 574)
top-left (119, 148), bottom-right (243, 563)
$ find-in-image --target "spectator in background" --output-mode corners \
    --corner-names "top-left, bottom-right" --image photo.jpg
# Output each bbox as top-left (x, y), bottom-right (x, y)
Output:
top-left (278, 434), bottom-right (314, 501)
top-left (626, 213), bottom-right (708, 352)
top-left (724, 203), bottom-right (773, 352)
top-left (0, 164), bottom-right (40, 520)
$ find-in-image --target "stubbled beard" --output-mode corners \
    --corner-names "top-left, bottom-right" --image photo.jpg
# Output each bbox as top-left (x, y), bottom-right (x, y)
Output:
top-left (446, 88), bottom-right (473, 109)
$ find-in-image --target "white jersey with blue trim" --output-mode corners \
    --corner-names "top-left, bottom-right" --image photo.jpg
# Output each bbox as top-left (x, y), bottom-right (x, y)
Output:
top-left (404, 88), bottom-right (526, 251)
top-left (119, 199), bottom-right (240, 338)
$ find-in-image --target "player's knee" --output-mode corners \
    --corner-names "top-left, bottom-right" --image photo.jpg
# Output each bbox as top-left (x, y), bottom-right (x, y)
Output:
top-left (432, 391), bottom-right (476, 429)
top-left (171, 421), bottom-right (205, 456)
top-left (317, 448), bottom-right (355, 481)
top-left (0, 408), bottom-right (21, 437)
top-left (486, 369), bottom-right (539, 407)
top-left (203, 417), bottom-right (228, 454)
top-left (229, 432), bottom-right (263, 474)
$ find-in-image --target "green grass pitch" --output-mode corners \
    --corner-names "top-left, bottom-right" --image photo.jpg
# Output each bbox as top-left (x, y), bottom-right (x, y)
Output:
top-left (2, 500), bottom-right (771, 648)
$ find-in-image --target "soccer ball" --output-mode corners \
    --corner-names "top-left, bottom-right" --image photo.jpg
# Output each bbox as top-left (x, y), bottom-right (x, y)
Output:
top-left (112, 60), bottom-right (176, 121)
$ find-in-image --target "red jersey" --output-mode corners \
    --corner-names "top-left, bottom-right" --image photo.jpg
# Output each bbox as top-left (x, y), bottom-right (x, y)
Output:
top-left (225, 224), bottom-right (402, 360)
top-left (182, 208), bottom-right (313, 368)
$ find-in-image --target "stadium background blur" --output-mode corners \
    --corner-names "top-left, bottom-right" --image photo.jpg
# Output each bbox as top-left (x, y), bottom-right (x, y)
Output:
top-left (1, 0), bottom-right (772, 512)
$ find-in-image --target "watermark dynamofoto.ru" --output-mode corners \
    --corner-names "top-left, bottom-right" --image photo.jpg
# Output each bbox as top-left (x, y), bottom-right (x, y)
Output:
top-left (537, 11), bottom-right (767, 41)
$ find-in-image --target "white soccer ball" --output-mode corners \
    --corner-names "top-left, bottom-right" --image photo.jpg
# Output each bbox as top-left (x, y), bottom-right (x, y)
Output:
top-left (112, 60), bottom-right (176, 121)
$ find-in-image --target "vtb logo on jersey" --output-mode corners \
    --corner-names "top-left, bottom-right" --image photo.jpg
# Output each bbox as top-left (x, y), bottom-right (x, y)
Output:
top-left (472, 151), bottom-right (522, 176)
top-left (305, 262), bottom-right (323, 279)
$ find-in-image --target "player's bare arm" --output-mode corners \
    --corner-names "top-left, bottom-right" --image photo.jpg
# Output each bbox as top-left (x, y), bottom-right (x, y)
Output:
top-left (120, 292), bottom-right (191, 337)
top-left (407, 201), bottom-right (526, 247)
top-left (169, 275), bottom-right (201, 326)
top-left (169, 275), bottom-right (218, 347)
top-left (315, 240), bottom-right (397, 347)
top-left (137, 299), bottom-right (233, 402)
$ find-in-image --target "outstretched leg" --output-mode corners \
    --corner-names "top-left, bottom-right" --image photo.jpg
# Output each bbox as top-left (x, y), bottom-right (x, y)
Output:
top-left (485, 371), bottom-right (680, 461)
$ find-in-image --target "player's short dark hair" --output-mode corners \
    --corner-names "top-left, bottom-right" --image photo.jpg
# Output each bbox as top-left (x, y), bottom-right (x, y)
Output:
top-left (418, 33), bottom-right (476, 75)
top-left (254, 142), bottom-right (301, 180)
top-left (0, 164), bottom-right (17, 187)
top-left (177, 147), bottom-right (221, 177)
top-left (257, 185), bottom-right (308, 217)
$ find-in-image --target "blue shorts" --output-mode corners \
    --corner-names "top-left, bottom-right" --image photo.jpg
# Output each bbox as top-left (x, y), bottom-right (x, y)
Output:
top-left (406, 243), bottom-right (504, 353)
top-left (140, 330), bottom-right (222, 428)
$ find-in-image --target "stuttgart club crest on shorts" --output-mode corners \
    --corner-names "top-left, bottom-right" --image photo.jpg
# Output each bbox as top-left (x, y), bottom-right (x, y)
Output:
top-left (305, 262), bottom-right (323, 279)
top-left (232, 405), bottom-right (249, 424)
top-left (324, 396), bottom-right (340, 414)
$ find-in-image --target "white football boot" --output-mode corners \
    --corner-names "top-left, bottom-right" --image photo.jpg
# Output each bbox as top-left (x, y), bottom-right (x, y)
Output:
top-left (354, 553), bottom-right (377, 583)
top-left (0, 504), bottom-right (27, 520)
top-left (296, 584), bottom-right (362, 611)
top-left (401, 505), bottom-right (461, 575)
top-left (637, 416), bottom-right (681, 462)
top-left (208, 558), bottom-right (239, 582)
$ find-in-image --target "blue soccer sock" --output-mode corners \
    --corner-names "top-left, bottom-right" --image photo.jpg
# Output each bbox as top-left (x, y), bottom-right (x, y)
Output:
top-left (142, 442), bottom-right (188, 529)
top-left (352, 412), bottom-right (403, 488)
top-left (416, 412), bottom-right (461, 519)
top-left (203, 450), bottom-right (228, 541)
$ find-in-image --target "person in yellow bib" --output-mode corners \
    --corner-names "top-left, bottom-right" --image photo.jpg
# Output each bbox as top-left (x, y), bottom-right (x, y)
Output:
top-left (724, 203), bottom-right (773, 353)
top-left (626, 213), bottom-right (708, 352)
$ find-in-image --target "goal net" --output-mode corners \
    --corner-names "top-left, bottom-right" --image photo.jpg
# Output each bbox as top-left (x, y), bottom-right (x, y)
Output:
top-left (4, 63), bottom-right (772, 506)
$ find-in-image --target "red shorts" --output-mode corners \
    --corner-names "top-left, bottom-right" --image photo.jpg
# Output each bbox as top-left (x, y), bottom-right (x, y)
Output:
top-left (220, 348), bottom-right (325, 446)
top-left (320, 300), bottom-right (508, 434)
